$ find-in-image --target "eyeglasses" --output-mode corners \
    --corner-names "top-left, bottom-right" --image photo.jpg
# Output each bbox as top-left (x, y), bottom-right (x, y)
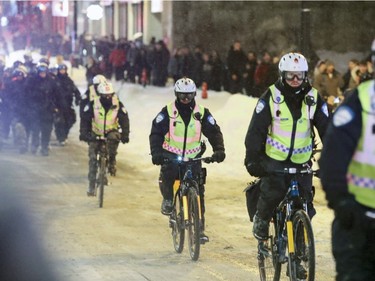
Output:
top-left (284, 71), bottom-right (305, 81)
top-left (178, 93), bottom-right (195, 100)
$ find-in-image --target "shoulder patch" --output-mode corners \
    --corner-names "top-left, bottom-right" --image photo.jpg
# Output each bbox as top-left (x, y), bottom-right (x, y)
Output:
top-left (156, 113), bottom-right (164, 123)
top-left (207, 115), bottom-right (216, 125)
top-left (121, 106), bottom-right (127, 114)
top-left (255, 99), bottom-right (266, 114)
top-left (333, 106), bottom-right (354, 127)
top-left (84, 104), bottom-right (89, 112)
top-left (321, 103), bottom-right (329, 117)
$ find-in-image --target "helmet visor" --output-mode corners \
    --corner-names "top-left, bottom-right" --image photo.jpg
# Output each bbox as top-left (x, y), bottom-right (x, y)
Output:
top-left (177, 92), bottom-right (195, 103)
top-left (284, 71), bottom-right (305, 81)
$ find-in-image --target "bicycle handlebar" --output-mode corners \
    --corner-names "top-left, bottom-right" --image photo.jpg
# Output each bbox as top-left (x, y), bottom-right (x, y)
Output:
top-left (268, 163), bottom-right (319, 176)
top-left (271, 167), bottom-right (313, 175)
top-left (163, 155), bottom-right (215, 164)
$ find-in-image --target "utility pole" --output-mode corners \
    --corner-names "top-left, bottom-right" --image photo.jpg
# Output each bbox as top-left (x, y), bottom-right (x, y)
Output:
top-left (300, 5), bottom-right (311, 58)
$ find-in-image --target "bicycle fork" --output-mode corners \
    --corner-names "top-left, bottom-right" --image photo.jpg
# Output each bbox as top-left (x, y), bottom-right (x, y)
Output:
top-left (181, 186), bottom-right (202, 226)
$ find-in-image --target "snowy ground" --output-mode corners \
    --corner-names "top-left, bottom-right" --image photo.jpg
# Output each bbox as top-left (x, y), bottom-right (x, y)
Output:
top-left (0, 53), bottom-right (336, 280)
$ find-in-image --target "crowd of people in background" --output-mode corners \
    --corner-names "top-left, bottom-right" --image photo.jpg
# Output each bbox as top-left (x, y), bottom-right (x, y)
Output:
top-left (0, 31), bottom-right (373, 156)
top-left (80, 36), bottom-right (282, 98)
top-left (77, 34), bottom-right (373, 104)
top-left (0, 54), bottom-right (80, 155)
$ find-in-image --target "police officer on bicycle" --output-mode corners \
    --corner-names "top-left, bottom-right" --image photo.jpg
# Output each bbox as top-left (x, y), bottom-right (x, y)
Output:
top-left (149, 77), bottom-right (225, 242)
top-left (319, 40), bottom-right (375, 281)
top-left (80, 81), bottom-right (130, 196)
top-left (244, 52), bottom-right (330, 277)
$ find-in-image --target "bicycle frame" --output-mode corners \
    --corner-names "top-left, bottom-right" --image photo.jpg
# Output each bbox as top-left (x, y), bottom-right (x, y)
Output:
top-left (95, 138), bottom-right (108, 208)
top-left (258, 164), bottom-right (316, 281)
top-left (168, 156), bottom-right (214, 261)
top-left (173, 157), bottom-right (209, 229)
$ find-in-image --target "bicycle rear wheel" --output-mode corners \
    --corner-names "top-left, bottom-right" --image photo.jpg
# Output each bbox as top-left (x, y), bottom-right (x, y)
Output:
top-left (97, 156), bottom-right (106, 208)
top-left (187, 187), bottom-right (200, 261)
top-left (171, 192), bottom-right (185, 253)
top-left (258, 218), bottom-right (281, 281)
top-left (289, 210), bottom-right (315, 281)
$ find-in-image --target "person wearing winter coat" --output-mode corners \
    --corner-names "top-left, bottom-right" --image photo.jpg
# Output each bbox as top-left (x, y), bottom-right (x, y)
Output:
top-left (25, 63), bottom-right (62, 156)
top-left (245, 53), bottom-right (330, 279)
top-left (80, 81), bottom-right (130, 196)
top-left (149, 77), bottom-right (225, 243)
top-left (318, 40), bottom-right (375, 281)
top-left (226, 40), bottom-right (247, 94)
top-left (54, 64), bottom-right (81, 145)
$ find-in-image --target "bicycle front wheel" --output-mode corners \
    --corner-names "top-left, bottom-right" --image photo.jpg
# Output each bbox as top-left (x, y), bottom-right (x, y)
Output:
top-left (289, 210), bottom-right (315, 281)
top-left (258, 217), bottom-right (281, 281)
top-left (171, 192), bottom-right (185, 253)
top-left (187, 187), bottom-right (200, 261)
top-left (97, 156), bottom-right (106, 208)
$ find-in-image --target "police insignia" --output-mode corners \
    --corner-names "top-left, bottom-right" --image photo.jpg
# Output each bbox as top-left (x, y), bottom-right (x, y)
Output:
top-left (208, 115), bottom-right (215, 125)
top-left (255, 100), bottom-right (265, 114)
top-left (333, 106), bottom-right (354, 127)
top-left (84, 105), bottom-right (89, 112)
top-left (321, 103), bottom-right (329, 117)
top-left (122, 107), bottom-right (127, 114)
top-left (156, 113), bottom-right (164, 123)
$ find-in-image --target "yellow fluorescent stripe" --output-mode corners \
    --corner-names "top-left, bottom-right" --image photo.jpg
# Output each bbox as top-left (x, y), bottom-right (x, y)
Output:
top-left (183, 196), bottom-right (188, 221)
top-left (197, 195), bottom-right (202, 220)
top-left (287, 221), bottom-right (295, 253)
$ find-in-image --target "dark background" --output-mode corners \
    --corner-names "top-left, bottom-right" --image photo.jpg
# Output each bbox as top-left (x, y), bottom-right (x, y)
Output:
top-left (172, 1), bottom-right (374, 61)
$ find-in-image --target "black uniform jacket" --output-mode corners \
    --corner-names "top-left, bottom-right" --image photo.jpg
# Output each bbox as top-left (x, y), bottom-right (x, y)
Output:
top-left (149, 99), bottom-right (225, 156)
top-left (245, 79), bottom-right (330, 166)
top-left (318, 89), bottom-right (363, 206)
top-left (80, 96), bottom-right (130, 139)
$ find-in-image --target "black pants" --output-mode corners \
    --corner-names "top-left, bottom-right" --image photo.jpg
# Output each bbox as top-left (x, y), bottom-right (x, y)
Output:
top-left (256, 158), bottom-right (315, 221)
top-left (87, 131), bottom-right (120, 182)
top-left (158, 161), bottom-right (206, 217)
top-left (332, 215), bottom-right (375, 281)
top-left (54, 108), bottom-right (76, 142)
top-left (30, 113), bottom-right (54, 152)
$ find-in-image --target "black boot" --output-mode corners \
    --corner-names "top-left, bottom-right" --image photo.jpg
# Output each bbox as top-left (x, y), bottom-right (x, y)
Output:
top-left (252, 213), bottom-right (269, 240)
top-left (87, 180), bottom-right (96, 196)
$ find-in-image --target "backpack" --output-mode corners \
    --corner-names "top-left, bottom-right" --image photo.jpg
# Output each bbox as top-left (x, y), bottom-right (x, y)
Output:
top-left (244, 179), bottom-right (261, 222)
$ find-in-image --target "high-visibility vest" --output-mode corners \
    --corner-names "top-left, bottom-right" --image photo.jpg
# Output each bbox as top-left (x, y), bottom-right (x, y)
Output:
top-left (265, 85), bottom-right (318, 164)
top-left (92, 96), bottom-right (119, 136)
top-left (347, 80), bottom-right (375, 208)
top-left (162, 102), bottom-right (205, 158)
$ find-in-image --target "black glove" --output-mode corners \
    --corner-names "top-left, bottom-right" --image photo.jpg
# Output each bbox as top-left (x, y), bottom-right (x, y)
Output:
top-left (79, 133), bottom-right (89, 142)
top-left (246, 162), bottom-right (267, 177)
top-left (152, 153), bottom-right (164, 165)
top-left (333, 198), bottom-right (364, 229)
top-left (121, 135), bottom-right (129, 144)
top-left (212, 150), bottom-right (226, 163)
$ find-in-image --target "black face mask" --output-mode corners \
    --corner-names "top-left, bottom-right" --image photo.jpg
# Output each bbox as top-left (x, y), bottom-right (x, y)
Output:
top-left (100, 96), bottom-right (112, 107)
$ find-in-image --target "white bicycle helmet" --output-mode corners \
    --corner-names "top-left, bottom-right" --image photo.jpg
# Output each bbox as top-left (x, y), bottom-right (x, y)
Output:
top-left (279, 53), bottom-right (308, 73)
top-left (174, 77), bottom-right (197, 94)
top-left (174, 77), bottom-right (196, 103)
top-left (97, 82), bottom-right (114, 95)
top-left (92, 74), bottom-right (107, 85)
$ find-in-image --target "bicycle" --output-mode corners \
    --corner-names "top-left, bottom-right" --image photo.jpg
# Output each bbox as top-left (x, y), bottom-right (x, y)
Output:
top-left (257, 164), bottom-right (316, 281)
top-left (93, 137), bottom-right (108, 208)
top-left (167, 155), bottom-right (215, 261)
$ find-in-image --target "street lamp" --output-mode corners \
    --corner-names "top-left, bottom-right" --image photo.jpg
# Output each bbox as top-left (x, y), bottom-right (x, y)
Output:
top-left (87, 4), bottom-right (103, 20)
